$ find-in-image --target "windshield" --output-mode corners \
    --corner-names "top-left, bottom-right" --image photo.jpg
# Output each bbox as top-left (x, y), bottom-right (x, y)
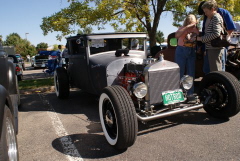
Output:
top-left (89, 38), bottom-right (145, 55)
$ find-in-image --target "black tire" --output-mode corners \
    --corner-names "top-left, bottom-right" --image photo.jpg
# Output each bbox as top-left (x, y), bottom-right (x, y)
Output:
top-left (199, 71), bottom-right (240, 118)
top-left (0, 105), bottom-right (19, 161)
top-left (99, 85), bottom-right (138, 150)
top-left (54, 67), bottom-right (69, 99)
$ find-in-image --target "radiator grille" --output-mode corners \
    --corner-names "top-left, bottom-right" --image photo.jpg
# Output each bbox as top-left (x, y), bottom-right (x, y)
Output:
top-left (147, 68), bottom-right (180, 104)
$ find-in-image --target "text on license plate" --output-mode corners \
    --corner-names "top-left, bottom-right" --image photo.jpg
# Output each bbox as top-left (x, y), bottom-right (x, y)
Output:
top-left (162, 89), bottom-right (184, 105)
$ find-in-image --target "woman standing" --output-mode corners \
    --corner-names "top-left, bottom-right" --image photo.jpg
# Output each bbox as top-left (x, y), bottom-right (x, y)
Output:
top-left (197, 0), bottom-right (225, 72)
top-left (175, 14), bottom-right (199, 97)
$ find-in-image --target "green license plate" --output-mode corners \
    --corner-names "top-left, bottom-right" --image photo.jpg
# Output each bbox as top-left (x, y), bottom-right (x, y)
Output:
top-left (162, 89), bottom-right (184, 105)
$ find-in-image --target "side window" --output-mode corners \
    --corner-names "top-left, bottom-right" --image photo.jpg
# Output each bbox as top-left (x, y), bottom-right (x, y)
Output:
top-left (69, 39), bottom-right (86, 55)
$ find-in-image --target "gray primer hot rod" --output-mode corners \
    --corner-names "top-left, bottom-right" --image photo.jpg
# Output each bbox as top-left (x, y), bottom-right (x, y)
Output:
top-left (54, 33), bottom-right (240, 150)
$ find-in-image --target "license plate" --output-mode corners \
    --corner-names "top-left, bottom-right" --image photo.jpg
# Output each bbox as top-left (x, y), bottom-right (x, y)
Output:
top-left (162, 89), bottom-right (184, 105)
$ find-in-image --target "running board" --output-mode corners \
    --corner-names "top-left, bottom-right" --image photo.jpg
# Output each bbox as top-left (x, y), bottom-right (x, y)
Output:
top-left (136, 104), bottom-right (203, 122)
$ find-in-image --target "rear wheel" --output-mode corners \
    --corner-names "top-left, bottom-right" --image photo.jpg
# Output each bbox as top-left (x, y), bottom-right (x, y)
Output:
top-left (54, 67), bottom-right (69, 99)
top-left (0, 106), bottom-right (18, 161)
top-left (99, 86), bottom-right (138, 149)
top-left (199, 71), bottom-right (240, 118)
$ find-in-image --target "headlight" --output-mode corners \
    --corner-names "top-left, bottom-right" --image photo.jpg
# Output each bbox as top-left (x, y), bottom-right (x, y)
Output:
top-left (180, 75), bottom-right (193, 90)
top-left (133, 82), bottom-right (147, 99)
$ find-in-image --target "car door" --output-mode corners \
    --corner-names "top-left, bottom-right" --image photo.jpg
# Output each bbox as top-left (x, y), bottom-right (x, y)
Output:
top-left (68, 39), bottom-right (89, 90)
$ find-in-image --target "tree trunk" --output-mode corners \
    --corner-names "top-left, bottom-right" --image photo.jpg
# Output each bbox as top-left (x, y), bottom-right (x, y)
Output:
top-left (147, 0), bottom-right (167, 56)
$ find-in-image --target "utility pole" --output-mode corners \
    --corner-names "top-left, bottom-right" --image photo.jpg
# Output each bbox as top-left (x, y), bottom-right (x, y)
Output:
top-left (25, 33), bottom-right (29, 41)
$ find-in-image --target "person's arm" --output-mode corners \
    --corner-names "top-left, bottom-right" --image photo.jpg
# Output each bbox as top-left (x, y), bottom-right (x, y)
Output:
top-left (218, 8), bottom-right (236, 34)
top-left (175, 23), bottom-right (197, 38)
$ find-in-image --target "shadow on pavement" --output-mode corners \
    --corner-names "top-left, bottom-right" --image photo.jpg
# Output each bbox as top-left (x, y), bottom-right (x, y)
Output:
top-left (52, 133), bottom-right (126, 159)
top-left (137, 111), bottom-right (229, 136)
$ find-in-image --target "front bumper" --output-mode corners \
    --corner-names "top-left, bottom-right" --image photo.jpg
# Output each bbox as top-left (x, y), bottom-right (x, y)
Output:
top-left (137, 103), bottom-right (203, 122)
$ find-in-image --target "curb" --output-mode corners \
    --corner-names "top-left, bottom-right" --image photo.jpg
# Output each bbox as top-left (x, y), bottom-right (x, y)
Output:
top-left (20, 86), bottom-right (55, 95)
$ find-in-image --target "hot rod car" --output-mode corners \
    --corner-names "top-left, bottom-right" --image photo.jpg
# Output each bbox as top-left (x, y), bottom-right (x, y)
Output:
top-left (54, 33), bottom-right (240, 150)
top-left (0, 43), bottom-right (20, 160)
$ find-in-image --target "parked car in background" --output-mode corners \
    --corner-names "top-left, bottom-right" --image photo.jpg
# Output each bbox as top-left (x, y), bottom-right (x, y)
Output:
top-left (54, 32), bottom-right (240, 150)
top-left (0, 43), bottom-right (20, 160)
top-left (8, 55), bottom-right (23, 81)
top-left (15, 54), bottom-right (25, 71)
top-left (32, 50), bottom-right (62, 69)
top-left (30, 56), bottom-right (35, 67)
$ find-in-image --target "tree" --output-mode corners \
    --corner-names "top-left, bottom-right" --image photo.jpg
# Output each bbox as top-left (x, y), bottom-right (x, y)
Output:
top-left (156, 31), bottom-right (165, 44)
top-left (3, 33), bottom-right (36, 57)
top-left (78, 26), bottom-right (93, 34)
top-left (36, 42), bottom-right (48, 50)
top-left (4, 33), bottom-right (21, 46)
top-left (41, 0), bottom-right (240, 48)
top-left (53, 44), bottom-right (59, 50)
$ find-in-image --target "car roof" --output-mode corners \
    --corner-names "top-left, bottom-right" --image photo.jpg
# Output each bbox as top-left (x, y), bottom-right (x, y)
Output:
top-left (67, 32), bottom-right (148, 40)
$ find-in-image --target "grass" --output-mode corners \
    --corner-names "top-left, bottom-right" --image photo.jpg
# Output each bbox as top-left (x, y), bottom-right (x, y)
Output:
top-left (18, 78), bottom-right (54, 90)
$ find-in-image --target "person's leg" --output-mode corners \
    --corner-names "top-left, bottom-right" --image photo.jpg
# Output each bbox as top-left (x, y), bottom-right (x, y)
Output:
top-left (203, 52), bottom-right (210, 74)
top-left (208, 49), bottom-right (223, 72)
top-left (186, 48), bottom-right (196, 95)
top-left (175, 46), bottom-right (187, 79)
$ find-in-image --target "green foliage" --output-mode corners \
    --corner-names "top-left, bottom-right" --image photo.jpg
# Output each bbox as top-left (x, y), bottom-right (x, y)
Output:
top-left (36, 42), bottom-right (48, 50)
top-left (4, 33), bottom-right (21, 46)
top-left (78, 26), bottom-right (93, 34)
top-left (53, 44), bottom-right (59, 50)
top-left (18, 78), bottom-right (54, 90)
top-left (3, 33), bottom-right (37, 57)
top-left (41, 0), bottom-right (240, 48)
top-left (156, 31), bottom-right (165, 44)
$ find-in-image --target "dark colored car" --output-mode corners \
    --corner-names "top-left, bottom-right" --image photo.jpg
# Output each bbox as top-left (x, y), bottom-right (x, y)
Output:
top-left (54, 32), bottom-right (240, 150)
top-left (15, 54), bottom-right (25, 71)
top-left (0, 43), bottom-right (20, 160)
top-left (8, 55), bottom-right (24, 81)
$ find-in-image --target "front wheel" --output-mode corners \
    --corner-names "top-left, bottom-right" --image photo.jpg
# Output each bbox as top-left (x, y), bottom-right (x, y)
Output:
top-left (0, 106), bottom-right (19, 161)
top-left (199, 71), bottom-right (240, 118)
top-left (54, 67), bottom-right (69, 99)
top-left (99, 86), bottom-right (138, 150)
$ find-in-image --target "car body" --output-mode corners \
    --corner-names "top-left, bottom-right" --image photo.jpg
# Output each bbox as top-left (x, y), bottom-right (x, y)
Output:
top-left (32, 50), bottom-right (64, 69)
top-left (0, 43), bottom-right (20, 160)
top-left (8, 54), bottom-right (24, 81)
top-left (54, 32), bottom-right (240, 150)
top-left (15, 54), bottom-right (25, 71)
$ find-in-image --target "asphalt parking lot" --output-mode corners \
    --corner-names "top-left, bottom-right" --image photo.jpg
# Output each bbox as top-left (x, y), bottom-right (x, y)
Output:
top-left (17, 64), bottom-right (240, 161)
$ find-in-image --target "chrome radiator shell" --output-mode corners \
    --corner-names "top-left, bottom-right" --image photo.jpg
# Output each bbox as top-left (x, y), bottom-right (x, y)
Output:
top-left (144, 60), bottom-right (180, 105)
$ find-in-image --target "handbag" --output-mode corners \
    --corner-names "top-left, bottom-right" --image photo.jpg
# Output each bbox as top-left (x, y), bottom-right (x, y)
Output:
top-left (211, 23), bottom-right (231, 47)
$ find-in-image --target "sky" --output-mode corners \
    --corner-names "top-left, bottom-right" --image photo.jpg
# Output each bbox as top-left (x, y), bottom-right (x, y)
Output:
top-left (0, 0), bottom-right (178, 47)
